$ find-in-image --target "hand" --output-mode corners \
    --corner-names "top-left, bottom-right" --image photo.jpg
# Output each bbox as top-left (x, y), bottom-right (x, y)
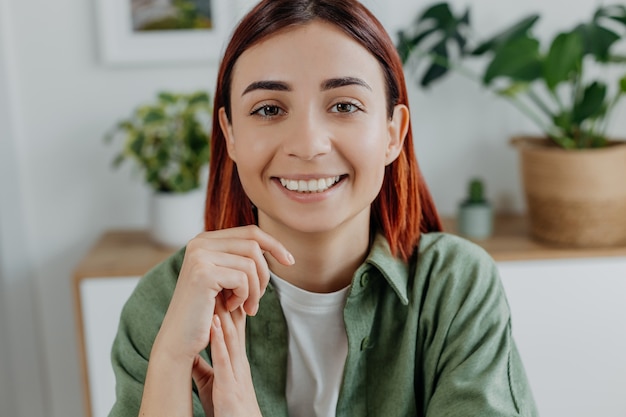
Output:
top-left (192, 295), bottom-right (262, 417)
top-left (154, 225), bottom-right (294, 363)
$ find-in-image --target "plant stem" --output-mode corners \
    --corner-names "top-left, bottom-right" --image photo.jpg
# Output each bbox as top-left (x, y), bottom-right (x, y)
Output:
top-left (527, 89), bottom-right (556, 118)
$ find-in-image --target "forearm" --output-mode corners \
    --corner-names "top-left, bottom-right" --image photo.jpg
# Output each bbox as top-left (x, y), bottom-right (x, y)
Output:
top-left (138, 339), bottom-right (196, 417)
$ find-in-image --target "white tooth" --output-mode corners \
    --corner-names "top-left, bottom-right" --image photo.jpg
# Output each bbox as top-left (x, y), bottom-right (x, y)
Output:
top-left (280, 178), bottom-right (287, 187)
top-left (326, 177), bottom-right (334, 188)
top-left (317, 178), bottom-right (326, 191)
top-left (287, 180), bottom-right (298, 191)
top-left (308, 179), bottom-right (318, 192)
top-left (298, 180), bottom-right (308, 191)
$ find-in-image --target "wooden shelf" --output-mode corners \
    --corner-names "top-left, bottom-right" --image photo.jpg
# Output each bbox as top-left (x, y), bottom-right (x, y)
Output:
top-left (74, 230), bottom-right (177, 279)
top-left (74, 217), bottom-right (626, 281)
top-left (442, 214), bottom-right (626, 262)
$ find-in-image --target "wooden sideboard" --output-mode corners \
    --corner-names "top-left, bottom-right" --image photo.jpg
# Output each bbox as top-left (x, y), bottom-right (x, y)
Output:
top-left (73, 215), bottom-right (626, 417)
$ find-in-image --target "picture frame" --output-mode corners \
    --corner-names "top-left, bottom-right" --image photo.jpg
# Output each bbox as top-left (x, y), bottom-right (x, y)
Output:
top-left (95, 0), bottom-right (235, 65)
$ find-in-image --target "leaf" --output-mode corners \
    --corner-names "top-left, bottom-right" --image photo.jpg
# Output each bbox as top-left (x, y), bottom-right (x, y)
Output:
top-left (620, 75), bottom-right (626, 93)
top-left (129, 133), bottom-right (145, 158)
top-left (398, 2), bottom-right (472, 87)
top-left (483, 36), bottom-right (542, 85)
top-left (417, 2), bottom-right (454, 26)
top-left (574, 23), bottom-right (620, 62)
top-left (396, 30), bottom-right (413, 63)
top-left (188, 91), bottom-right (210, 105)
top-left (595, 4), bottom-right (626, 26)
top-left (112, 153), bottom-right (125, 168)
top-left (158, 92), bottom-right (177, 103)
top-left (543, 31), bottom-right (583, 91)
top-left (421, 41), bottom-right (450, 86)
top-left (572, 81), bottom-right (607, 124)
top-left (472, 14), bottom-right (540, 56)
top-left (143, 109), bottom-right (165, 124)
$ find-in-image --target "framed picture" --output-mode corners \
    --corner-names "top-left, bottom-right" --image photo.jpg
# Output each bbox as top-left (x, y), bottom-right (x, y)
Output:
top-left (96, 0), bottom-right (235, 65)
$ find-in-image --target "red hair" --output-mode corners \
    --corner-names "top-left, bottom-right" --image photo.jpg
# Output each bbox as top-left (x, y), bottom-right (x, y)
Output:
top-left (205, 0), bottom-right (441, 261)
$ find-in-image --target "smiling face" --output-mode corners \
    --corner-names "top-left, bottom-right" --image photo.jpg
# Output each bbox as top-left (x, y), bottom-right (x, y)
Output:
top-left (219, 20), bottom-right (409, 239)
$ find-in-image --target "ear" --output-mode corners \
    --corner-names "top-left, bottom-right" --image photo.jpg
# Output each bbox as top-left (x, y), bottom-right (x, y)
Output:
top-left (385, 104), bottom-right (410, 165)
top-left (218, 107), bottom-right (237, 162)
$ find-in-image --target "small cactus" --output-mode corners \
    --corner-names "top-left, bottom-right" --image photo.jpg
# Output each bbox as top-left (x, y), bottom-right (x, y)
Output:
top-left (465, 178), bottom-right (486, 204)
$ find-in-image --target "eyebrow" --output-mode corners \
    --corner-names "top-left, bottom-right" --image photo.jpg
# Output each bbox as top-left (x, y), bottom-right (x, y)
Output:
top-left (321, 76), bottom-right (371, 92)
top-left (241, 76), bottom-right (371, 96)
top-left (242, 80), bottom-right (291, 96)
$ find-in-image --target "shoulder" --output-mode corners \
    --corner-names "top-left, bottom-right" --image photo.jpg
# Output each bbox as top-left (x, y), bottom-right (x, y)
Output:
top-left (417, 231), bottom-right (494, 268)
top-left (412, 232), bottom-right (506, 315)
top-left (415, 231), bottom-right (498, 281)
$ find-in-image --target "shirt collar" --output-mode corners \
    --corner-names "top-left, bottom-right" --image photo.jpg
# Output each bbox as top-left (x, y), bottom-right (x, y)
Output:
top-left (363, 234), bottom-right (410, 305)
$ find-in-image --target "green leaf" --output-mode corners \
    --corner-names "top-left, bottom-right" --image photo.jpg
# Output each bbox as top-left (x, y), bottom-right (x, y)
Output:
top-left (595, 4), bottom-right (626, 26)
top-left (543, 31), bottom-right (583, 91)
top-left (158, 92), bottom-right (177, 103)
top-left (472, 14), bottom-right (540, 56)
top-left (397, 30), bottom-right (413, 63)
top-left (574, 23), bottom-right (620, 62)
top-left (128, 133), bottom-right (145, 159)
top-left (188, 91), bottom-right (210, 105)
top-left (483, 36), bottom-right (542, 85)
top-left (552, 111), bottom-right (572, 131)
top-left (143, 109), bottom-right (165, 124)
top-left (619, 75), bottom-right (626, 93)
top-left (572, 81), bottom-right (607, 123)
top-left (421, 41), bottom-right (449, 86)
top-left (112, 153), bottom-right (125, 167)
top-left (417, 2), bottom-right (454, 26)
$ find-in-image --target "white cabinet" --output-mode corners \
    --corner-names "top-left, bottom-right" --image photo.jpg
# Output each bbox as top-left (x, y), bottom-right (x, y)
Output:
top-left (78, 277), bottom-right (140, 417)
top-left (499, 258), bottom-right (626, 417)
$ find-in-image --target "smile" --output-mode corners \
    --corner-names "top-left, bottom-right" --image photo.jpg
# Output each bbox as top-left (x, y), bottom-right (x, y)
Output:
top-left (278, 176), bottom-right (342, 193)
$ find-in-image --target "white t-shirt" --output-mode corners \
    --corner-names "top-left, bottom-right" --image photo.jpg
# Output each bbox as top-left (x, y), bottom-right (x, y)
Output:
top-left (270, 273), bottom-right (350, 417)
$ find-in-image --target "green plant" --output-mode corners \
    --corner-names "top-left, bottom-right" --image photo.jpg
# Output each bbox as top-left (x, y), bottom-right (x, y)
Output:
top-left (139, 0), bottom-right (213, 31)
top-left (397, 3), bottom-right (626, 149)
top-left (462, 178), bottom-right (487, 206)
top-left (105, 91), bottom-right (212, 193)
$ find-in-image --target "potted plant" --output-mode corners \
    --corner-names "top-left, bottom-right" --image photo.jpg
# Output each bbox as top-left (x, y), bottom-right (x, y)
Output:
top-left (457, 178), bottom-right (493, 240)
top-left (398, 3), bottom-right (626, 247)
top-left (105, 90), bottom-right (212, 247)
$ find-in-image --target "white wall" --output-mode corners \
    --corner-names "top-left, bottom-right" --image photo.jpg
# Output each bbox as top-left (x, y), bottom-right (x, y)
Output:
top-left (0, 0), bottom-right (624, 417)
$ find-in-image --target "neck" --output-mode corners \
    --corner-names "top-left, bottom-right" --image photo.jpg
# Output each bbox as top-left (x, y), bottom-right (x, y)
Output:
top-left (263, 224), bottom-right (371, 293)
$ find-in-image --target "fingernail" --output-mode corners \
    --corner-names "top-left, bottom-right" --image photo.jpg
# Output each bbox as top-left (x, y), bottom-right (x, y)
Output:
top-left (213, 315), bottom-right (221, 329)
top-left (252, 303), bottom-right (259, 316)
top-left (287, 252), bottom-right (295, 265)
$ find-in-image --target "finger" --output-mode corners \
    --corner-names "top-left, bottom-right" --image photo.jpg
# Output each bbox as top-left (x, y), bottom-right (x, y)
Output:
top-left (215, 296), bottom-right (243, 363)
top-left (196, 264), bottom-right (249, 314)
top-left (194, 249), bottom-right (262, 316)
top-left (189, 239), bottom-right (268, 315)
top-left (191, 354), bottom-right (214, 392)
top-left (196, 225), bottom-right (295, 266)
top-left (232, 305), bottom-right (247, 344)
top-left (210, 314), bottom-right (236, 384)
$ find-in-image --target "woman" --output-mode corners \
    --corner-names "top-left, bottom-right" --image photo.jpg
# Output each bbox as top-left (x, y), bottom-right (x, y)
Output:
top-left (109, 1), bottom-right (538, 416)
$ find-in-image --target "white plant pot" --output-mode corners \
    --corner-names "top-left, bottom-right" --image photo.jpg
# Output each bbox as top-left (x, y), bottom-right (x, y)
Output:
top-left (149, 189), bottom-right (205, 248)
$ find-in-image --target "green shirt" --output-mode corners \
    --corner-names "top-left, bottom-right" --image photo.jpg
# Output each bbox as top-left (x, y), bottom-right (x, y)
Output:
top-left (109, 232), bottom-right (538, 417)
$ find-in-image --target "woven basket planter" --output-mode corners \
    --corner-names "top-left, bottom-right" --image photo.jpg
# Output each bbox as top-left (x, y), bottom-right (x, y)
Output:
top-left (513, 137), bottom-right (626, 247)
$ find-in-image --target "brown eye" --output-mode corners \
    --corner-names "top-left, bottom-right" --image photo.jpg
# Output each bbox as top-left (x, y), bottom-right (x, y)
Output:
top-left (331, 102), bottom-right (360, 113)
top-left (251, 104), bottom-right (284, 118)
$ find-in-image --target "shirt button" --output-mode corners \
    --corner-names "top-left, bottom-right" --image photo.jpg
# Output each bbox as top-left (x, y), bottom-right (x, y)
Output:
top-left (360, 273), bottom-right (369, 287)
top-left (360, 336), bottom-right (370, 351)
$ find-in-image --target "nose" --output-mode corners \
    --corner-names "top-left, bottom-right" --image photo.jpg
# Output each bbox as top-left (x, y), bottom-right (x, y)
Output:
top-left (282, 111), bottom-right (332, 160)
